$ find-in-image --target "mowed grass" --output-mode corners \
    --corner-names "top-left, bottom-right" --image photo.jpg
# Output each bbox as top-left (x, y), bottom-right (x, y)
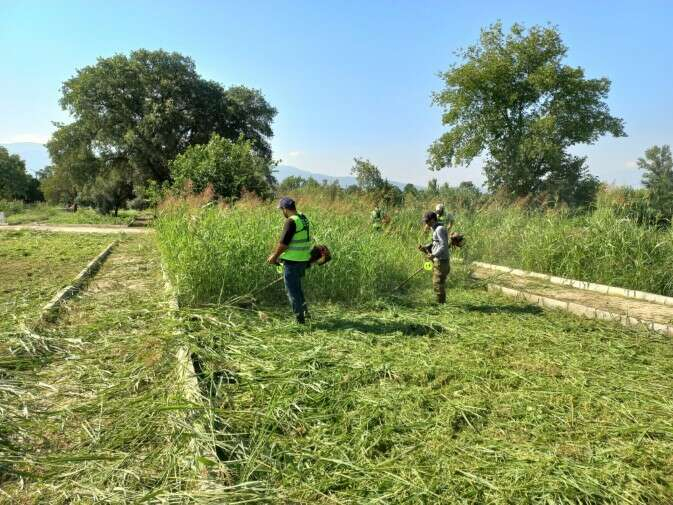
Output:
top-left (0, 231), bottom-right (118, 333)
top-left (183, 272), bottom-right (673, 503)
top-left (0, 237), bottom-right (208, 504)
top-left (3, 203), bottom-right (136, 225)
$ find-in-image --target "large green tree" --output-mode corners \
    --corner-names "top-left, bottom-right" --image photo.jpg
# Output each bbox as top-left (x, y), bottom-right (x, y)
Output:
top-left (638, 145), bottom-right (673, 223)
top-left (0, 147), bottom-right (43, 202)
top-left (351, 157), bottom-right (384, 191)
top-left (428, 22), bottom-right (625, 204)
top-left (47, 49), bottom-right (276, 191)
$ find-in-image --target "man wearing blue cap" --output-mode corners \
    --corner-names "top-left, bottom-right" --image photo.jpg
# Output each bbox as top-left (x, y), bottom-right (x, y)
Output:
top-left (267, 197), bottom-right (312, 323)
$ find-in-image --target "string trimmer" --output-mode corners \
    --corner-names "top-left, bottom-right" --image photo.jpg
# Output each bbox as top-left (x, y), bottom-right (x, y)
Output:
top-left (392, 258), bottom-right (433, 293)
top-left (229, 245), bottom-right (333, 306)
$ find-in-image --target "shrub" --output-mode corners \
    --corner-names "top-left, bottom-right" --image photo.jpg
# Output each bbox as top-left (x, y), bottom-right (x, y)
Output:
top-left (171, 134), bottom-right (274, 201)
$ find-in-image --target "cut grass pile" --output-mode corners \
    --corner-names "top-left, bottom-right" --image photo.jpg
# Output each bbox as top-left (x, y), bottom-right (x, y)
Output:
top-left (0, 237), bottom-right (239, 503)
top-left (2, 202), bottom-right (136, 225)
top-left (155, 201), bottom-right (428, 306)
top-left (182, 280), bottom-right (673, 503)
top-left (0, 231), bottom-right (118, 334)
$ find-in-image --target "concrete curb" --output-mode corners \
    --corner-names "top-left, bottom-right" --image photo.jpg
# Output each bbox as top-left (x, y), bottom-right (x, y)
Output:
top-left (40, 241), bottom-right (117, 322)
top-left (487, 282), bottom-right (673, 337)
top-left (472, 261), bottom-right (673, 307)
top-left (162, 264), bottom-right (221, 472)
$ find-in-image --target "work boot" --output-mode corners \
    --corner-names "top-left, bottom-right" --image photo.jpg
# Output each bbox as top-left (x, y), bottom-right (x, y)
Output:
top-left (296, 313), bottom-right (306, 324)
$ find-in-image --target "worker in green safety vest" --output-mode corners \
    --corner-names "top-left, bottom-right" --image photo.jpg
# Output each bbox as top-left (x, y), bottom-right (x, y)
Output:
top-left (267, 197), bottom-right (312, 323)
top-left (371, 206), bottom-right (384, 231)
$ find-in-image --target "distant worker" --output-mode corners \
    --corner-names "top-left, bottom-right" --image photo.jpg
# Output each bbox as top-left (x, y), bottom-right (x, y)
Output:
top-left (435, 203), bottom-right (454, 230)
top-left (267, 197), bottom-right (312, 324)
top-left (418, 211), bottom-right (450, 304)
top-left (371, 206), bottom-right (384, 231)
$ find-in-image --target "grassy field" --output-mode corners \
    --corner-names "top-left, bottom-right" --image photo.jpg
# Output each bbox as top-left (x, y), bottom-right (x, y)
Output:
top-left (183, 284), bottom-right (673, 503)
top-left (1, 237), bottom-right (194, 503)
top-left (1, 202), bottom-right (137, 225)
top-left (3, 201), bottom-right (672, 503)
top-left (0, 231), bottom-right (120, 498)
top-left (152, 199), bottom-right (673, 503)
top-left (0, 230), bottom-right (118, 333)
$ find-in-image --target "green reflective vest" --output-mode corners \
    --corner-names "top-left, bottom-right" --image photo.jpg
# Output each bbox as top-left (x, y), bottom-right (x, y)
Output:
top-left (281, 214), bottom-right (311, 262)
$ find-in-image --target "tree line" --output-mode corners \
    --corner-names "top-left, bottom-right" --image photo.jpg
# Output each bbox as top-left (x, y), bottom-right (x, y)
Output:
top-left (1, 24), bottom-right (673, 223)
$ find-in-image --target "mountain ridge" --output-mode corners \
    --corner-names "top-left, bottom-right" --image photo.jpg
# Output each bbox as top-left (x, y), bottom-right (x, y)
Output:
top-left (0, 143), bottom-right (416, 189)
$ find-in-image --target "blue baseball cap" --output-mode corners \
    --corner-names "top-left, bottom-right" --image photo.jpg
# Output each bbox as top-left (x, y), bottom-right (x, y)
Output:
top-left (278, 197), bottom-right (296, 210)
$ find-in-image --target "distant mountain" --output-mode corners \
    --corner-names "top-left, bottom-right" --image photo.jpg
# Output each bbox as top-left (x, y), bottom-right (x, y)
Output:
top-left (0, 145), bottom-right (415, 189)
top-left (1, 142), bottom-right (50, 175)
top-left (274, 164), bottom-right (412, 190)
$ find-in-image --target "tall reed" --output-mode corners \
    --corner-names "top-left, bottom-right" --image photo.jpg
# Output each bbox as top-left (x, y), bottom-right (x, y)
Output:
top-left (155, 200), bottom-right (425, 306)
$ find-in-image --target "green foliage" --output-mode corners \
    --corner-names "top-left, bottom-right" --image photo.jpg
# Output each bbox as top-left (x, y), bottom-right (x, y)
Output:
top-left (47, 49), bottom-right (276, 192)
top-left (4, 203), bottom-right (135, 225)
top-left (638, 145), bottom-right (673, 224)
top-left (170, 134), bottom-right (274, 200)
top-left (351, 157), bottom-right (384, 191)
top-left (0, 199), bottom-right (26, 214)
top-left (38, 165), bottom-right (77, 205)
top-left (403, 183), bottom-right (418, 196)
top-left (454, 205), bottom-right (673, 296)
top-left (350, 157), bottom-right (403, 207)
top-left (0, 147), bottom-right (42, 202)
top-left (278, 175), bottom-right (307, 192)
top-left (156, 202), bottom-right (422, 306)
top-left (80, 170), bottom-right (133, 215)
top-left (429, 22), bottom-right (624, 204)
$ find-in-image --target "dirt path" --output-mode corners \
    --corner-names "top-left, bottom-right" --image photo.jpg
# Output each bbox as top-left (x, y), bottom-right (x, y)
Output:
top-left (0, 224), bottom-right (151, 234)
top-left (471, 264), bottom-right (673, 329)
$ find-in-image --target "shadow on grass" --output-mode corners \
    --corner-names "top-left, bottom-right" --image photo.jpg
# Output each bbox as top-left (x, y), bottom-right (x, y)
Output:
top-left (461, 303), bottom-right (543, 315)
top-left (313, 317), bottom-right (445, 336)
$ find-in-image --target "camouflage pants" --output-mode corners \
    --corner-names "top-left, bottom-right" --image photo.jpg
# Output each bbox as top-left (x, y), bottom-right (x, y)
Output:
top-left (432, 259), bottom-right (450, 304)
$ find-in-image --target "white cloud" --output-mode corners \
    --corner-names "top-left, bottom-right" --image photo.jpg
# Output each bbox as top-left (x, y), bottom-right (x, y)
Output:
top-left (0, 133), bottom-right (51, 144)
top-left (625, 160), bottom-right (638, 169)
top-left (287, 150), bottom-right (304, 158)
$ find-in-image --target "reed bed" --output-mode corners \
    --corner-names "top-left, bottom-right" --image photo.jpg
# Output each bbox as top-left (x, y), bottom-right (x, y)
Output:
top-left (155, 200), bottom-right (426, 306)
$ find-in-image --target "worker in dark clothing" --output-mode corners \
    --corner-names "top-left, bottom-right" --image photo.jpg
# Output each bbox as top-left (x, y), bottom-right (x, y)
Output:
top-left (418, 211), bottom-right (450, 304)
top-left (267, 197), bottom-right (312, 323)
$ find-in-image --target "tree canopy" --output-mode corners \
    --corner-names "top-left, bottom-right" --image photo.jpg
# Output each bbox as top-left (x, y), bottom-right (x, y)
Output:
top-left (428, 22), bottom-right (625, 205)
top-left (170, 134), bottom-right (274, 200)
top-left (46, 49), bottom-right (276, 195)
top-left (350, 157), bottom-right (403, 207)
top-left (0, 147), bottom-right (43, 202)
top-left (638, 145), bottom-right (673, 223)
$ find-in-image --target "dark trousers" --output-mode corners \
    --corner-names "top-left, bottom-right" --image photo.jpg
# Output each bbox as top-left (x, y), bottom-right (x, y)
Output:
top-left (283, 261), bottom-right (308, 320)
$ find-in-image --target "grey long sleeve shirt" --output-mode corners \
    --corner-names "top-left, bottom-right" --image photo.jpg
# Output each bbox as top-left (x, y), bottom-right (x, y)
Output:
top-left (424, 222), bottom-right (450, 261)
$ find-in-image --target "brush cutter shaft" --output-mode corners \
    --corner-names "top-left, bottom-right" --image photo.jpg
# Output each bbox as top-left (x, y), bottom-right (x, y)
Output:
top-left (392, 266), bottom-right (425, 292)
top-left (248, 276), bottom-right (284, 298)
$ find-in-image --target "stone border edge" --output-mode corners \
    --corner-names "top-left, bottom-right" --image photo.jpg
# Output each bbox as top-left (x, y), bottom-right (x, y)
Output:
top-left (473, 261), bottom-right (673, 307)
top-left (161, 264), bottom-right (222, 473)
top-left (487, 282), bottom-right (673, 337)
top-left (40, 240), bottom-right (118, 322)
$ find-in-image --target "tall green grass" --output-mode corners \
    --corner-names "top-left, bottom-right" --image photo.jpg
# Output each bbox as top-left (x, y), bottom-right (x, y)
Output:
top-left (157, 193), bottom-right (673, 303)
top-left (452, 206), bottom-right (673, 296)
top-left (155, 200), bottom-right (425, 306)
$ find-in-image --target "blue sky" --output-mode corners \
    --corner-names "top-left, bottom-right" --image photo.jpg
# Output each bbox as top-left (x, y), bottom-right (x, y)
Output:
top-left (2, 0), bottom-right (672, 186)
